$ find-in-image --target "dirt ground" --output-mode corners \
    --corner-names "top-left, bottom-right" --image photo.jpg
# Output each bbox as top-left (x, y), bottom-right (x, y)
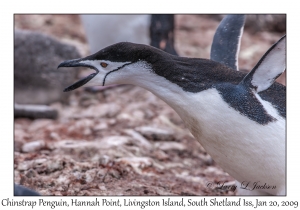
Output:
top-left (14, 14), bottom-right (286, 196)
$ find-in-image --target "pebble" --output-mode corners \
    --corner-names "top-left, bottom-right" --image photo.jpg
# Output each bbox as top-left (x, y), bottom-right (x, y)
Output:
top-left (93, 122), bottom-right (108, 131)
top-left (25, 169), bottom-right (36, 178)
top-left (153, 150), bottom-right (169, 161)
top-left (33, 158), bottom-right (47, 165)
top-left (81, 103), bottom-right (121, 118)
top-left (17, 161), bottom-right (33, 171)
top-left (116, 113), bottom-right (132, 121)
top-left (97, 168), bottom-right (108, 178)
top-left (123, 129), bottom-right (152, 149)
top-left (27, 119), bottom-right (53, 132)
top-left (101, 136), bottom-right (131, 147)
top-left (135, 126), bottom-right (175, 141)
top-left (204, 166), bottom-right (226, 175)
top-left (116, 157), bottom-right (154, 174)
top-left (132, 110), bottom-right (145, 121)
top-left (47, 159), bottom-right (64, 172)
top-left (97, 155), bottom-right (111, 165)
top-left (22, 140), bottom-right (45, 153)
top-left (83, 127), bottom-right (92, 136)
top-left (99, 185), bottom-right (107, 191)
top-left (109, 169), bottom-right (121, 179)
top-left (50, 132), bottom-right (60, 140)
top-left (57, 175), bottom-right (70, 185)
top-left (85, 169), bottom-right (97, 183)
top-left (154, 142), bottom-right (186, 151)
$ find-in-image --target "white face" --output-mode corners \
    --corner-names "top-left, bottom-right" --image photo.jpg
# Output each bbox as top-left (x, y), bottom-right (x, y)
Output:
top-left (75, 59), bottom-right (158, 90)
top-left (78, 60), bottom-right (131, 87)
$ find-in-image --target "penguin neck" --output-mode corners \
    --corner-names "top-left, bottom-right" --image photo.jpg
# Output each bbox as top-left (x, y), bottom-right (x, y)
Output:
top-left (121, 57), bottom-right (236, 118)
top-left (149, 55), bottom-right (245, 93)
top-left (118, 57), bottom-right (248, 129)
top-left (125, 61), bottom-right (205, 124)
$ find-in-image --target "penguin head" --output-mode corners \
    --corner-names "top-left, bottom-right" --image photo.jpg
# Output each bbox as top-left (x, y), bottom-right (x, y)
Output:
top-left (58, 42), bottom-right (166, 92)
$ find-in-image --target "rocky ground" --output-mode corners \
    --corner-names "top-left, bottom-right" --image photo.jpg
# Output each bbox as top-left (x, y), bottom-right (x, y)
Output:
top-left (14, 14), bottom-right (286, 196)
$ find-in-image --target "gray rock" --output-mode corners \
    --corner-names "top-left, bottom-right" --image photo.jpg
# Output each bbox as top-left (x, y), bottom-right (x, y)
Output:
top-left (14, 29), bottom-right (81, 105)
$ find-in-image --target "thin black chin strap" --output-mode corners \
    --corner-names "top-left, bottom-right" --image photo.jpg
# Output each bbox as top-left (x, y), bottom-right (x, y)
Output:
top-left (102, 62), bottom-right (133, 86)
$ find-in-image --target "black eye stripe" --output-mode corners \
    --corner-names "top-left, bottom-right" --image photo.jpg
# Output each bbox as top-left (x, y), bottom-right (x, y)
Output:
top-left (102, 62), bottom-right (133, 86)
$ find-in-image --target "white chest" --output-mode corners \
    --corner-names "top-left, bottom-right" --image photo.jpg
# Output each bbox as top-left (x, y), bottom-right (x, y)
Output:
top-left (163, 88), bottom-right (286, 194)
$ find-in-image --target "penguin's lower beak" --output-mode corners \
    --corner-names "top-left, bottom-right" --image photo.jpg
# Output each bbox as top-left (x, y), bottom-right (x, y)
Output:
top-left (58, 59), bottom-right (99, 92)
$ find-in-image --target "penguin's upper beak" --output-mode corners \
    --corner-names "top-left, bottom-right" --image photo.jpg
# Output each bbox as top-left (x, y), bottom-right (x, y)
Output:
top-left (58, 58), bottom-right (99, 92)
top-left (58, 58), bottom-right (83, 68)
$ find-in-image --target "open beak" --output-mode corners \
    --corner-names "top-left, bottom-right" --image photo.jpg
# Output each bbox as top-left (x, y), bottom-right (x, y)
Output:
top-left (58, 58), bottom-right (99, 92)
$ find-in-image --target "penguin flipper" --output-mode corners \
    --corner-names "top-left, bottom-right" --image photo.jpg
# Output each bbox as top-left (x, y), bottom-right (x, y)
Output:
top-left (240, 35), bottom-right (286, 93)
top-left (210, 14), bottom-right (246, 70)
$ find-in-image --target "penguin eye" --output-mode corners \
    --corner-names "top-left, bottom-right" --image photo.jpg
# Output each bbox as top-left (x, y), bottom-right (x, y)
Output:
top-left (100, 62), bottom-right (108, 68)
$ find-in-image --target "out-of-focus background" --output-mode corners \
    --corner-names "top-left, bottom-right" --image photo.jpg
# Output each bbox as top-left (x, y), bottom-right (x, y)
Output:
top-left (14, 14), bottom-right (286, 195)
